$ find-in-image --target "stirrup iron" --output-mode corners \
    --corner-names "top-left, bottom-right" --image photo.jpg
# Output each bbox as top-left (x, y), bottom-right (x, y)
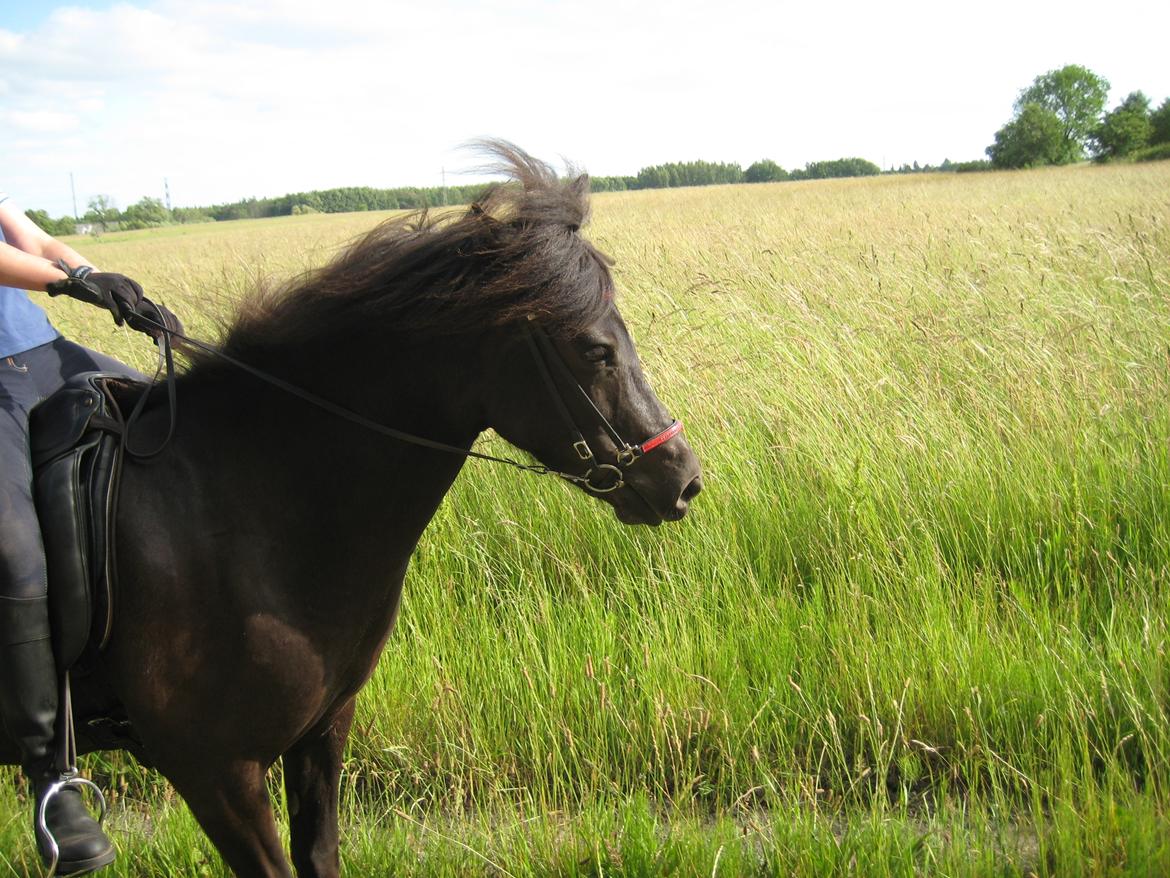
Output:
top-left (38, 672), bottom-right (109, 877)
top-left (37, 775), bottom-right (109, 878)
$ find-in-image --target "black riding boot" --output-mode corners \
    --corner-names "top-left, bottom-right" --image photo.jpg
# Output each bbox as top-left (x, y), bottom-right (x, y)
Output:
top-left (0, 596), bottom-right (114, 875)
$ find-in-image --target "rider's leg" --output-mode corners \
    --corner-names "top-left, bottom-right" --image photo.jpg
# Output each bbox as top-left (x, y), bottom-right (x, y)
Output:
top-left (0, 340), bottom-right (116, 874)
top-left (51, 336), bottom-right (140, 379)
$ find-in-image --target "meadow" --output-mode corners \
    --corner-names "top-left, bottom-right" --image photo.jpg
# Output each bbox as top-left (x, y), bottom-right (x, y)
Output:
top-left (1, 162), bottom-right (1167, 876)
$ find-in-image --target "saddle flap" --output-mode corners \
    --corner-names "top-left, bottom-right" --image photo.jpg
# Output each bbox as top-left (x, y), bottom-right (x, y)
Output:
top-left (30, 371), bottom-right (128, 671)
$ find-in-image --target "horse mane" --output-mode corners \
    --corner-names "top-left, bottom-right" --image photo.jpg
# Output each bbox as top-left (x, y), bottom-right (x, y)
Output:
top-left (191, 141), bottom-right (614, 370)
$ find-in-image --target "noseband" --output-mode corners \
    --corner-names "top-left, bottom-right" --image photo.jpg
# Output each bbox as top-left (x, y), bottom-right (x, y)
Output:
top-left (522, 319), bottom-right (684, 493)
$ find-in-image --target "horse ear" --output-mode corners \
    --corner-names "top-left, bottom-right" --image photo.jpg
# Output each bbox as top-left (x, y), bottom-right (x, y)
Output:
top-left (567, 173), bottom-right (591, 232)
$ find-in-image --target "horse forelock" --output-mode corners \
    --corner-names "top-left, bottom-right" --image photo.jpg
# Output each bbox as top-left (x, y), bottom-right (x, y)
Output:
top-left (200, 142), bottom-right (613, 370)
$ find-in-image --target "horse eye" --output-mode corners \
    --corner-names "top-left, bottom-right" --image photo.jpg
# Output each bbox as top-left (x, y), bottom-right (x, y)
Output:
top-left (583, 345), bottom-right (611, 363)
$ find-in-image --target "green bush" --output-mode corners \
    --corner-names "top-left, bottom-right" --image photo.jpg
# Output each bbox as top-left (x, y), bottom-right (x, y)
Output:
top-left (24, 209), bottom-right (77, 236)
top-left (1132, 142), bottom-right (1170, 162)
top-left (987, 102), bottom-right (1067, 168)
top-left (745, 159), bottom-right (789, 182)
top-left (790, 157), bottom-right (881, 180)
top-left (1092, 92), bottom-right (1152, 162)
top-left (1149, 98), bottom-right (1170, 145)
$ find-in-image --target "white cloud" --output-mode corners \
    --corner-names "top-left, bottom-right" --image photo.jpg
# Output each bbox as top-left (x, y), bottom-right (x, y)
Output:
top-left (2, 109), bottom-right (79, 133)
top-left (2, 0), bottom-right (1169, 215)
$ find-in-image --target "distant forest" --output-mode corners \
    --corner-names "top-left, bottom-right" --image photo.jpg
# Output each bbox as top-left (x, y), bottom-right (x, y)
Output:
top-left (28, 155), bottom-right (951, 235)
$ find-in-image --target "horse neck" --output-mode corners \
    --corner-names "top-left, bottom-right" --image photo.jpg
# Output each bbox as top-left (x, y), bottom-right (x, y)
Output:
top-left (172, 329), bottom-right (486, 592)
top-left (212, 328), bottom-right (484, 445)
top-left (105, 331), bottom-right (490, 729)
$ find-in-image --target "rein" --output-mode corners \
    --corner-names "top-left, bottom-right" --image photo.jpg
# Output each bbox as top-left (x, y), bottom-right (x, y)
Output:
top-left (124, 304), bottom-right (683, 495)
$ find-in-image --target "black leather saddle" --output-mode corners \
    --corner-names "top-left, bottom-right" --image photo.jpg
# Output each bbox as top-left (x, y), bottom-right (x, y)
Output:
top-left (30, 372), bottom-right (133, 672)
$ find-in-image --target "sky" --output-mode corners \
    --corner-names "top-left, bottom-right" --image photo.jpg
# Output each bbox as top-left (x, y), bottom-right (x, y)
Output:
top-left (2, 0), bottom-right (1168, 217)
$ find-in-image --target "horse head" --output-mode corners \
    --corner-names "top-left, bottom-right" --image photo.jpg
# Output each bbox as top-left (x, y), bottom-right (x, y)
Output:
top-left (481, 305), bottom-right (702, 525)
top-left (461, 143), bottom-right (701, 524)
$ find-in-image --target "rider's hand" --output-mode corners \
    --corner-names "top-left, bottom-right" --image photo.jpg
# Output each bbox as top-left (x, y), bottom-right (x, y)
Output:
top-left (45, 264), bottom-right (144, 327)
top-left (125, 299), bottom-right (183, 343)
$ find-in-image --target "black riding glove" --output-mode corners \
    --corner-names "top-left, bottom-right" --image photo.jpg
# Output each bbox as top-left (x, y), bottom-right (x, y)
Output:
top-left (45, 263), bottom-right (144, 327)
top-left (125, 299), bottom-right (184, 343)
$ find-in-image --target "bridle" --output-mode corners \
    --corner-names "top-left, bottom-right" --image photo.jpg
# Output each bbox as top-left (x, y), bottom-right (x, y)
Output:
top-left (127, 303), bottom-right (684, 495)
top-left (522, 318), bottom-right (683, 493)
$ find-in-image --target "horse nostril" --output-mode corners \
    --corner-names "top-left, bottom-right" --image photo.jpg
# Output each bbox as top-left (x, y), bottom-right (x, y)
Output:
top-left (681, 475), bottom-right (703, 502)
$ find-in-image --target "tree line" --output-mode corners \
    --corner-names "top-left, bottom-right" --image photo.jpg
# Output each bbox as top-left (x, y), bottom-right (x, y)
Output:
top-left (28, 183), bottom-right (498, 235)
top-left (590, 156), bottom-right (882, 191)
top-left (25, 156), bottom-right (891, 234)
top-left (986, 64), bottom-right (1170, 168)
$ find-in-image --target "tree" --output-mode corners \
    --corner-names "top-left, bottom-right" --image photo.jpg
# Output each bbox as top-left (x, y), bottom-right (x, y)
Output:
top-left (122, 197), bottom-right (171, 229)
top-left (1092, 92), bottom-right (1152, 162)
top-left (1149, 98), bottom-right (1170, 146)
top-left (24, 209), bottom-right (77, 237)
top-left (171, 206), bottom-right (214, 224)
top-left (987, 103), bottom-right (1066, 169)
top-left (745, 159), bottom-right (788, 183)
top-left (84, 195), bottom-right (120, 230)
top-left (791, 158), bottom-right (881, 180)
top-left (1014, 65), bottom-right (1109, 162)
top-left (590, 176), bottom-right (635, 192)
top-left (635, 166), bottom-right (670, 189)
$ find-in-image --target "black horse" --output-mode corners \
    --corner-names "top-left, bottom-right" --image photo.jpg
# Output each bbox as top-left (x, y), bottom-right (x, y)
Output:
top-left (1, 143), bottom-right (701, 876)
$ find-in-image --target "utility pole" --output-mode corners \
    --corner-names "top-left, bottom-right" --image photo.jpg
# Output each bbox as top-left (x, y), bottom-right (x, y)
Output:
top-left (69, 172), bottom-right (78, 219)
top-left (164, 178), bottom-right (172, 211)
top-left (441, 167), bottom-right (447, 206)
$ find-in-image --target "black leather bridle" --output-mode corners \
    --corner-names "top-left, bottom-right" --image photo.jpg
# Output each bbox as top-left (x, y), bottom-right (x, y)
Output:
top-left (127, 303), bottom-right (684, 495)
top-left (522, 318), bottom-right (683, 493)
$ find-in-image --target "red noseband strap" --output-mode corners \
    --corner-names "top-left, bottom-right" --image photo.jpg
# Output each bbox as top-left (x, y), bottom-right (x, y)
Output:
top-left (637, 419), bottom-right (683, 456)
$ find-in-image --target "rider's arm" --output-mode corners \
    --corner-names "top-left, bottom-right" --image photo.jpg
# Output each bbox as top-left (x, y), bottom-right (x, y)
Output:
top-left (0, 196), bottom-right (94, 291)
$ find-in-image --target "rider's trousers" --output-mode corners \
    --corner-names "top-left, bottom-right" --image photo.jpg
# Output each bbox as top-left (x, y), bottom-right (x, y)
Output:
top-left (0, 337), bottom-right (126, 770)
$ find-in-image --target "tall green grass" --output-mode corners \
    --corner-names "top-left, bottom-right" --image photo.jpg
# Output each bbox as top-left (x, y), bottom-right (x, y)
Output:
top-left (2, 162), bottom-right (1167, 875)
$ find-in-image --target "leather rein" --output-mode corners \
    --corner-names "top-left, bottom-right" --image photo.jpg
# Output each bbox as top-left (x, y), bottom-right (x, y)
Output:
top-left (126, 304), bottom-right (683, 495)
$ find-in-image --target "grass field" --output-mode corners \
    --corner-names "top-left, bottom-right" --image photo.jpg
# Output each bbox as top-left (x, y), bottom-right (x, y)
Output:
top-left (2, 162), bottom-right (1168, 876)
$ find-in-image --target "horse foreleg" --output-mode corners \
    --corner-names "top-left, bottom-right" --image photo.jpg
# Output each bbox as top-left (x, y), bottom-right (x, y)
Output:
top-left (169, 758), bottom-right (294, 878)
top-left (283, 699), bottom-right (356, 878)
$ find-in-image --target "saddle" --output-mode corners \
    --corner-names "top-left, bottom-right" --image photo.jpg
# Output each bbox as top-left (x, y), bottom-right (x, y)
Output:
top-left (30, 372), bottom-right (133, 672)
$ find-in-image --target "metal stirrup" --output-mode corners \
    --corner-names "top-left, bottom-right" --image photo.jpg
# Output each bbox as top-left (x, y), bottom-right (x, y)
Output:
top-left (37, 777), bottom-right (109, 878)
top-left (38, 673), bottom-right (109, 878)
